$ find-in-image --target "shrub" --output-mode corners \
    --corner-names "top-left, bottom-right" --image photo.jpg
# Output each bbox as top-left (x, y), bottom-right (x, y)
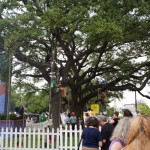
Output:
top-left (0, 113), bottom-right (23, 120)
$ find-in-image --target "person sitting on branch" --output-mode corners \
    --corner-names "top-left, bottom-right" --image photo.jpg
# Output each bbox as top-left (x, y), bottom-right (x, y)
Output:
top-left (51, 81), bottom-right (66, 97)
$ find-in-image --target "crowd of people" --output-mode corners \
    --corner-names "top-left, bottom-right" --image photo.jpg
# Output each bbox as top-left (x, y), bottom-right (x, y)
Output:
top-left (77, 109), bottom-right (150, 150)
top-left (64, 111), bottom-right (77, 130)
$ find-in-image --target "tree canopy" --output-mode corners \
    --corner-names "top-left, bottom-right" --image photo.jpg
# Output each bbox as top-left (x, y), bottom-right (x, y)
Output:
top-left (0, 0), bottom-right (150, 116)
top-left (138, 103), bottom-right (150, 115)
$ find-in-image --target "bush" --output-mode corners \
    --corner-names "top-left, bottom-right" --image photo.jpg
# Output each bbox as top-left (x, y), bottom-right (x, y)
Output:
top-left (0, 114), bottom-right (6, 120)
top-left (0, 113), bottom-right (23, 120)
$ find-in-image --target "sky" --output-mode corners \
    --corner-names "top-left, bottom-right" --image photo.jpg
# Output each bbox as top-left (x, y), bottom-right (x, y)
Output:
top-left (123, 90), bottom-right (150, 107)
top-left (110, 86), bottom-right (150, 111)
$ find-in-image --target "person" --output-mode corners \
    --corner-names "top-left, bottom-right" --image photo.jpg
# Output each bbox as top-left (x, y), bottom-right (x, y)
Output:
top-left (69, 112), bottom-right (77, 130)
top-left (109, 117), bottom-right (131, 150)
top-left (51, 81), bottom-right (61, 95)
top-left (123, 109), bottom-right (133, 117)
top-left (122, 115), bottom-right (150, 150)
top-left (64, 112), bottom-right (70, 126)
top-left (111, 111), bottom-right (120, 127)
top-left (78, 117), bottom-right (83, 128)
top-left (96, 115), bottom-right (114, 150)
top-left (34, 116), bottom-right (39, 123)
top-left (84, 112), bottom-right (90, 125)
top-left (81, 117), bottom-right (103, 150)
top-left (135, 109), bottom-right (141, 115)
top-left (15, 96), bottom-right (27, 117)
top-left (40, 113), bottom-right (46, 122)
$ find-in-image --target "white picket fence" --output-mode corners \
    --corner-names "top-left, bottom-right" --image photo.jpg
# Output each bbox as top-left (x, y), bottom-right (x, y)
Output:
top-left (0, 125), bottom-right (82, 150)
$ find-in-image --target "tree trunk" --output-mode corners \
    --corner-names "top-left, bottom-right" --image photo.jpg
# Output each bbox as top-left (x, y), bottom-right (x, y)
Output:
top-left (50, 92), bottom-right (61, 131)
top-left (70, 90), bottom-right (84, 120)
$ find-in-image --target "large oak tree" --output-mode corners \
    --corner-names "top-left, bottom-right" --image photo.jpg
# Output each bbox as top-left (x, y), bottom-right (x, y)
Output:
top-left (0, 0), bottom-right (150, 127)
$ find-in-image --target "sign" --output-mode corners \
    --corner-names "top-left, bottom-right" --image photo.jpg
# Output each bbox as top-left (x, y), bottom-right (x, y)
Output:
top-left (91, 104), bottom-right (99, 114)
top-left (0, 82), bottom-right (8, 114)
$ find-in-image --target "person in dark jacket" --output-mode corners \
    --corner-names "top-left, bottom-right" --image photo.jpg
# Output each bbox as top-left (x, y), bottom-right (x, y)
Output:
top-left (96, 115), bottom-right (114, 150)
top-left (112, 111), bottom-right (120, 127)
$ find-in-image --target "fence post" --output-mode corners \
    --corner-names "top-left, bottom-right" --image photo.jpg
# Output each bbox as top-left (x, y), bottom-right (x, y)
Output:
top-left (37, 128), bottom-right (41, 149)
top-left (46, 127), bottom-right (50, 149)
top-left (28, 127), bottom-right (31, 149)
top-left (0, 128), bottom-right (4, 149)
top-left (74, 125), bottom-right (78, 150)
top-left (79, 125), bottom-right (83, 150)
top-left (18, 128), bottom-right (22, 148)
top-left (5, 127), bottom-right (8, 148)
top-left (14, 127), bottom-right (17, 149)
top-left (69, 125), bottom-right (73, 149)
top-left (51, 127), bottom-right (55, 149)
top-left (65, 125), bottom-right (68, 150)
top-left (33, 128), bottom-right (36, 149)
top-left (59, 125), bottom-right (63, 150)
top-left (24, 128), bottom-right (27, 149)
top-left (56, 127), bottom-right (60, 150)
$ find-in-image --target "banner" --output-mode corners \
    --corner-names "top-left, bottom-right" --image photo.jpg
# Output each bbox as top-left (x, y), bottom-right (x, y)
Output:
top-left (0, 82), bottom-right (8, 114)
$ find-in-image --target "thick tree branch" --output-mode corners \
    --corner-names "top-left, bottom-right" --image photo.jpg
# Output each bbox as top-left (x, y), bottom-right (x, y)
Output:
top-left (138, 91), bottom-right (150, 99)
top-left (15, 49), bottom-right (50, 83)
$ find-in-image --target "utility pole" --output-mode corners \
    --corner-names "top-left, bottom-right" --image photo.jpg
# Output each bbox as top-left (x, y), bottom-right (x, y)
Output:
top-left (135, 84), bottom-right (137, 110)
top-left (48, 36), bottom-right (56, 119)
top-left (114, 99), bottom-right (117, 112)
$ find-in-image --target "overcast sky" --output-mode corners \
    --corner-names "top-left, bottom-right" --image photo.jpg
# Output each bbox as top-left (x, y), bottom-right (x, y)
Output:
top-left (110, 86), bottom-right (150, 111)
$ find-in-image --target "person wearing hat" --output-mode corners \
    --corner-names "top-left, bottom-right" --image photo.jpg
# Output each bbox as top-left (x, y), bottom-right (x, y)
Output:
top-left (96, 115), bottom-right (114, 150)
top-left (70, 112), bottom-right (77, 130)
